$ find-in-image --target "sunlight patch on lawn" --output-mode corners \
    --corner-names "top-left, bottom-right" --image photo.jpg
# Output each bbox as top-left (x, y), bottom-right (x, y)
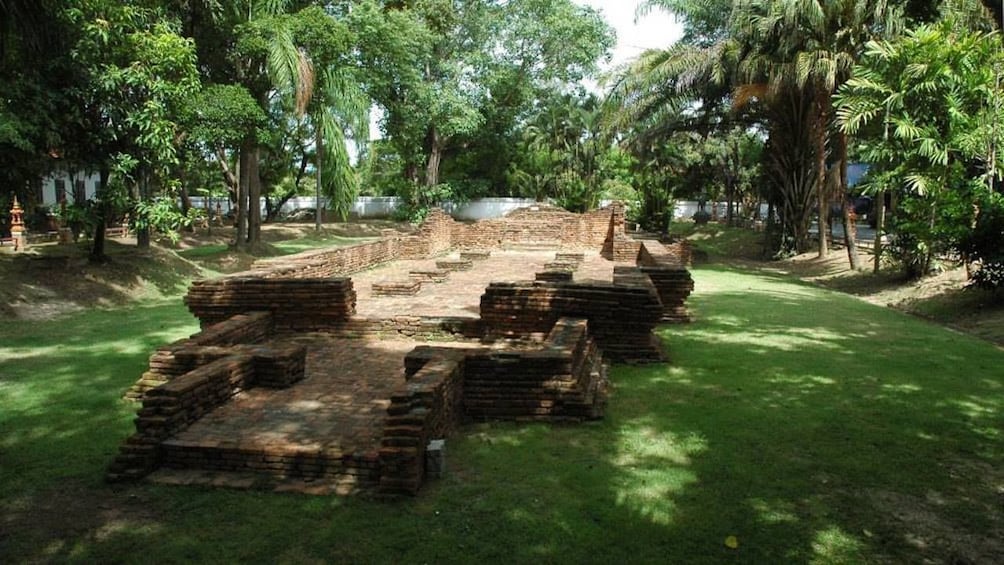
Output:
top-left (748, 497), bottom-right (799, 524)
top-left (683, 324), bottom-right (851, 352)
top-left (809, 525), bottom-right (866, 564)
top-left (612, 424), bottom-right (707, 526)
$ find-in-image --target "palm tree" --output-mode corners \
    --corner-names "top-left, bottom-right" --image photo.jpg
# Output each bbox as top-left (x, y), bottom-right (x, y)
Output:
top-left (731, 0), bottom-right (903, 266)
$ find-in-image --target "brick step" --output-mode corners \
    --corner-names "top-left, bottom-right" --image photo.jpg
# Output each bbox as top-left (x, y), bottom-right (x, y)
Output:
top-left (503, 242), bottom-right (561, 251)
top-left (158, 440), bottom-right (381, 489)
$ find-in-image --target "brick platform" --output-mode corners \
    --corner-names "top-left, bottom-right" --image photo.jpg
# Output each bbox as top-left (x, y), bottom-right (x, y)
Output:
top-left (372, 280), bottom-right (422, 296)
top-left (110, 203), bottom-right (695, 496)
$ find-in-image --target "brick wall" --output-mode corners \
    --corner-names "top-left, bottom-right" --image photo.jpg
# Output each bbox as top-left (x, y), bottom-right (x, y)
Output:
top-left (636, 242), bottom-right (695, 323)
top-left (124, 312), bottom-right (274, 401)
top-left (462, 318), bottom-right (606, 421)
top-left (379, 354), bottom-right (465, 495)
top-left (380, 317), bottom-right (607, 495)
top-left (250, 239), bottom-right (401, 279)
top-left (110, 343), bottom-right (307, 482)
top-left (185, 278), bottom-right (356, 330)
top-left (108, 355), bottom-right (255, 481)
top-left (479, 279), bottom-right (665, 362)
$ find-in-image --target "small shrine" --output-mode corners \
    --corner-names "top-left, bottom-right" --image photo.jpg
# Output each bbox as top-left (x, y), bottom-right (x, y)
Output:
top-left (9, 195), bottom-right (26, 251)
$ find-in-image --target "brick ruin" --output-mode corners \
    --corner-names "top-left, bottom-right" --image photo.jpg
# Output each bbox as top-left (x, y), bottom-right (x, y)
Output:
top-left (108, 202), bottom-right (694, 494)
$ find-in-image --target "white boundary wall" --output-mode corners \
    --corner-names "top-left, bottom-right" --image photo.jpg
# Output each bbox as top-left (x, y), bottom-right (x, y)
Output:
top-left (185, 196), bottom-right (766, 222)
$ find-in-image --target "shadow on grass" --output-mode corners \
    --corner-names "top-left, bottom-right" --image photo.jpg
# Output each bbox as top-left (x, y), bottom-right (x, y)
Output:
top-left (1, 265), bottom-right (1002, 563)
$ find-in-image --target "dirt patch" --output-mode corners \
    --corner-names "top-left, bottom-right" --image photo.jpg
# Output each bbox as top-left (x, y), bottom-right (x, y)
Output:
top-left (865, 464), bottom-right (1004, 565)
top-left (0, 479), bottom-right (164, 563)
top-left (0, 241), bottom-right (203, 321)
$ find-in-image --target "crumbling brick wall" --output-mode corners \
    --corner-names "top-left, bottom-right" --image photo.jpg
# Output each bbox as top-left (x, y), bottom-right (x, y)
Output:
top-left (380, 317), bottom-right (607, 495)
top-left (185, 278), bottom-right (356, 330)
top-left (124, 312), bottom-right (274, 401)
top-left (479, 279), bottom-right (665, 362)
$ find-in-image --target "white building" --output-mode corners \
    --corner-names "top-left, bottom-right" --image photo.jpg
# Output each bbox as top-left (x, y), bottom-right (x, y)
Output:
top-left (39, 171), bottom-right (101, 207)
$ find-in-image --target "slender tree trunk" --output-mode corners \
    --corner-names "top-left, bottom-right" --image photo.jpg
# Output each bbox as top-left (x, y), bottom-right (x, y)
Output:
top-left (315, 124), bottom-right (323, 231)
top-left (248, 146), bottom-right (262, 246)
top-left (838, 132), bottom-right (861, 270)
top-left (136, 169), bottom-right (151, 249)
top-left (89, 167), bottom-right (110, 263)
top-left (235, 143), bottom-right (250, 249)
top-left (425, 124), bottom-right (442, 189)
top-left (816, 89), bottom-right (830, 258)
top-left (215, 146), bottom-right (239, 198)
top-left (873, 190), bottom-right (885, 273)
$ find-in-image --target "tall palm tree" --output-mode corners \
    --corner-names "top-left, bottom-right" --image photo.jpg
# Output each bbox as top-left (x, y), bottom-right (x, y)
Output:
top-left (732, 0), bottom-right (903, 265)
top-left (267, 7), bottom-right (369, 230)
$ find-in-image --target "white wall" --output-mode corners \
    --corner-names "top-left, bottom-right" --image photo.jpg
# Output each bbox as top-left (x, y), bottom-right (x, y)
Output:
top-left (188, 195), bottom-right (547, 221)
top-left (40, 171), bottom-right (101, 205)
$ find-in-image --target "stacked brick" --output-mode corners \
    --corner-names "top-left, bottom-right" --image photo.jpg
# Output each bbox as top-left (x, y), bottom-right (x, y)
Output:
top-left (462, 318), bottom-right (607, 421)
top-left (636, 242), bottom-right (695, 323)
top-left (124, 312), bottom-right (274, 401)
top-left (409, 269), bottom-right (449, 283)
top-left (327, 317), bottom-right (483, 340)
top-left (479, 279), bottom-right (665, 362)
top-left (158, 441), bottom-right (381, 491)
top-left (446, 203), bottom-right (620, 250)
top-left (658, 240), bottom-right (693, 267)
top-left (379, 355), bottom-right (465, 495)
top-left (459, 251), bottom-right (491, 261)
top-left (435, 259), bottom-right (473, 271)
top-left (185, 278), bottom-right (356, 330)
top-left (400, 209), bottom-right (456, 259)
top-left (250, 239), bottom-right (400, 279)
top-left (109, 345), bottom-right (308, 482)
top-left (242, 343), bottom-right (307, 388)
top-left (536, 271), bottom-right (572, 282)
top-left (555, 252), bottom-right (585, 264)
top-left (372, 281), bottom-right (422, 296)
top-left (108, 355), bottom-right (255, 481)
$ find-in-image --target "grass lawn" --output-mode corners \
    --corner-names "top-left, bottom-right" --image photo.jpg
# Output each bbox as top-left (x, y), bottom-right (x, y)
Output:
top-left (176, 235), bottom-right (376, 261)
top-left (2, 265), bottom-right (1002, 563)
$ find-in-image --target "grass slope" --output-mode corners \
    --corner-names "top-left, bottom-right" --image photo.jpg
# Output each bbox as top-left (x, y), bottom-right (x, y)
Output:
top-left (1, 266), bottom-right (1001, 563)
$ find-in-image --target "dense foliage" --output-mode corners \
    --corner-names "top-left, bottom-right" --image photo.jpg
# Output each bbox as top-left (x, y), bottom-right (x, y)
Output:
top-left (1, 0), bottom-right (1001, 284)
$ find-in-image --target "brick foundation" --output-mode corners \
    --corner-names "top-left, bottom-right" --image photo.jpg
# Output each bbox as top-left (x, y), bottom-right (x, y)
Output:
top-left (379, 317), bottom-right (606, 495)
top-left (110, 202), bottom-right (696, 495)
top-left (479, 279), bottom-right (665, 363)
top-left (185, 278), bottom-right (356, 330)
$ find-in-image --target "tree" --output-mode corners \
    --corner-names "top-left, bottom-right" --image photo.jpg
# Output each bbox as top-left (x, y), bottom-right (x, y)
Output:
top-left (354, 0), bottom-right (612, 210)
top-left (836, 20), bottom-right (1004, 276)
top-left (66, 1), bottom-right (199, 260)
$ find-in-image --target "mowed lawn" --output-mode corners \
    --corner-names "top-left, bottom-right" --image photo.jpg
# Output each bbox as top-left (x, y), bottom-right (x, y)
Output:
top-left (1, 265), bottom-right (1002, 563)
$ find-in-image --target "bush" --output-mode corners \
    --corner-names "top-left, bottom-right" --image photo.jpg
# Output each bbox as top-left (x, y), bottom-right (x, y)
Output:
top-left (693, 210), bottom-right (711, 225)
top-left (969, 261), bottom-right (1004, 294)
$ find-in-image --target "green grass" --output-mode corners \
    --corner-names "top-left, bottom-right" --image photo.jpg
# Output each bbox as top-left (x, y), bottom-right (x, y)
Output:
top-left (669, 221), bottom-right (766, 260)
top-left (175, 235), bottom-right (375, 261)
top-left (176, 244), bottom-right (229, 259)
top-left (2, 266), bottom-right (1002, 563)
top-left (269, 234), bottom-right (376, 255)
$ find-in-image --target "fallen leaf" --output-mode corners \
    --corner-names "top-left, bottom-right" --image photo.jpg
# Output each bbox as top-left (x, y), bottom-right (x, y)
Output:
top-left (724, 535), bottom-right (739, 549)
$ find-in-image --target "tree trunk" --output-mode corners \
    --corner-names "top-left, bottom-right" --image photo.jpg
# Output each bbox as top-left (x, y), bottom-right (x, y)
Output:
top-left (873, 190), bottom-right (885, 273)
top-left (235, 142), bottom-right (250, 249)
top-left (838, 132), bottom-right (861, 270)
top-left (815, 87), bottom-right (830, 257)
top-left (89, 167), bottom-right (110, 263)
top-left (136, 169), bottom-right (151, 249)
top-left (425, 124), bottom-right (442, 189)
top-left (247, 145), bottom-right (262, 246)
top-left (315, 124), bottom-right (323, 231)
